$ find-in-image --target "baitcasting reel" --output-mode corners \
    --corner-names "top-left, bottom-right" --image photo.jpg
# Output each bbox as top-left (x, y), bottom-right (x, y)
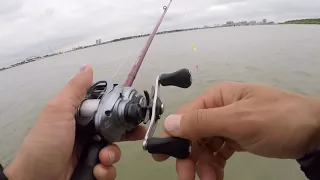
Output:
top-left (71, 69), bottom-right (192, 180)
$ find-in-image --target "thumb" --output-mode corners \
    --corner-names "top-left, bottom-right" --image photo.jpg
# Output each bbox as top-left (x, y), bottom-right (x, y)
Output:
top-left (50, 64), bottom-right (93, 108)
top-left (164, 107), bottom-right (235, 140)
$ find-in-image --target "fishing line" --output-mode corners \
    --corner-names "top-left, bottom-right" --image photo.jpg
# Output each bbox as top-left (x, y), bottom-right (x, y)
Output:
top-left (103, 0), bottom-right (172, 99)
top-left (131, 38), bottom-right (146, 67)
top-left (190, 44), bottom-right (204, 85)
top-left (95, 38), bottom-right (144, 100)
top-left (112, 37), bottom-right (144, 79)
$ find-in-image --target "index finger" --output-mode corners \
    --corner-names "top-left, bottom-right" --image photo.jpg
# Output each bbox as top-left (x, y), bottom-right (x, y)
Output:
top-left (152, 82), bottom-right (246, 161)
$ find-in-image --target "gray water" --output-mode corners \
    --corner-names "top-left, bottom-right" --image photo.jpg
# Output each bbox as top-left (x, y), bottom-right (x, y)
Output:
top-left (1, 25), bottom-right (320, 180)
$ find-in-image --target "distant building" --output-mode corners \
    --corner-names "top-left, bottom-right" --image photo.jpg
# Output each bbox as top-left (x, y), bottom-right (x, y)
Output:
top-left (235, 21), bottom-right (248, 26)
top-left (242, 21), bottom-right (248, 25)
top-left (263, 19), bottom-right (267, 24)
top-left (226, 21), bottom-right (234, 26)
top-left (26, 56), bottom-right (41, 62)
top-left (96, 39), bottom-right (102, 45)
top-left (249, 21), bottom-right (257, 25)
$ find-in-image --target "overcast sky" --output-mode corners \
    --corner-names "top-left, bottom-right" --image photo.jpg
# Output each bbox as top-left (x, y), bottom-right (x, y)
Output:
top-left (1, 0), bottom-right (320, 66)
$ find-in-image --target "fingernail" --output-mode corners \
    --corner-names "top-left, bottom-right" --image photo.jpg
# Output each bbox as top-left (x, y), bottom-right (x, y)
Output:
top-left (80, 64), bottom-right (87, 72)
top-left (164, 114), bottom-right (181, 133)
top-left (108, 151), bottom-right (116, 163)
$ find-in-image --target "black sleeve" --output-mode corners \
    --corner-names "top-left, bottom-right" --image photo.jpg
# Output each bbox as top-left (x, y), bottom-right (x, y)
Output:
top-left (297, 151), bottom-right (320, 180)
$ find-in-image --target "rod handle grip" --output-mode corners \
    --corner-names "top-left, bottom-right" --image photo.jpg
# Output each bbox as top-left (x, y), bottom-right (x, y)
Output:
top-left (159, 69), bottom-right (192, 88)
top-left (146, 137), bottom-right (191, 159)
top-left (71, 142), bottom-right (107, 180)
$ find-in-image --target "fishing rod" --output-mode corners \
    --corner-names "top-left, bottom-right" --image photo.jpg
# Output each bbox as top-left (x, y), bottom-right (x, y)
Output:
top-left (71, 1), bottom-right (192, 179)
top-left (124, 0), bottom-right (172, 87)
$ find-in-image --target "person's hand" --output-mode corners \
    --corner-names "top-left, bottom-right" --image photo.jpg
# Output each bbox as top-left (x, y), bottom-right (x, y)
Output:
top-left (153, 81), bottom-right (320, 180)
top-left (4, 64), bottom-right (146, 180)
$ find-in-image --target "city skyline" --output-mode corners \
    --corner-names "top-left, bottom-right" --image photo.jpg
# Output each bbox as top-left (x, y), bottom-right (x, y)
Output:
top-left (0, 17), bottom-right (318, 72)
top-left (49, 18), bottom-right (278, 55)
top-left (2, 0), bottom-right (320, 67)
top-left (217, 19), bottom-right (275, 27)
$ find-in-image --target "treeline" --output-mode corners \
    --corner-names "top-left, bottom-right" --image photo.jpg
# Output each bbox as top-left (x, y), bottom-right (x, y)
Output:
top-left (1, 26), bottom-right (215, 72)
top-left (284, 18), bottom-right (320, 24)
top-left (60, 27), bottom-right (208, 53)
top-left (108, 27), bottom-right (208, 43)
top-left (109, 34), bottom-right (149, 42)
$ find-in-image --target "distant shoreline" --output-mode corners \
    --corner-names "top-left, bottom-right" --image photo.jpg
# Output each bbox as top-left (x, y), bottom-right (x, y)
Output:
top-left (283, 18), bottom-right (320, 25)
top-left (1, 18), bottom-right (319, 72)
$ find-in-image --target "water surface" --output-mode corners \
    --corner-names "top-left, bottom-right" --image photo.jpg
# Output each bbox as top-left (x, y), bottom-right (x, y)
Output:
top-left (1, 25), bottom-right (320, 180)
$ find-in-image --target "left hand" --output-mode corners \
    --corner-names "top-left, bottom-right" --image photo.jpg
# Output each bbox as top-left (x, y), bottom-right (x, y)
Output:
top-left (153, 96), bottom-right (235, 180)
top-left (4, 64), bottom-right (146, 180)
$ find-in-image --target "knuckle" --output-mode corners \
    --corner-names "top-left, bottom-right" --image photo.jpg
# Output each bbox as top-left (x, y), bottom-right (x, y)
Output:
top-left (219, 81), bottom-right (241, 88)
top-left (44, 100), bottom-right (61, 113)
top-left (46, 98), bottom-right (71, 112)
top-left (196, 109), bottom-right (208, 127)
top-left (94, 165), bottom-right (117, 180)
top-left (216, 81), bottom-right (233, 87)
top-left (208, 81), bottom-right (241, 95)
top-left (152, 154), bottom-right (169, 162)
top-left (106, 166), bottom-right (117, 180)
top-left (42, 97), bottom-right (74, 120)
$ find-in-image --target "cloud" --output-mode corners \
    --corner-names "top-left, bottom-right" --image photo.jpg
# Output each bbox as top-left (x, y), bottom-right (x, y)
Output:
top-left (0, 0), bottom-right (320, 66)
top-left (0, 0), bottom-right (24, 15)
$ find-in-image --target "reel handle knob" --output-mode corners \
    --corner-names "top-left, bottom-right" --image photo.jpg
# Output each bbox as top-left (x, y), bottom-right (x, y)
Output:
top-left (145, 137), bottom-right (191, 159)
top-left (159, 69), bottom-right (192, 88)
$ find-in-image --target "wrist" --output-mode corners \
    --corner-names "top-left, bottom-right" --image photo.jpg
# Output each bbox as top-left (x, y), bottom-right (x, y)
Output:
top-left (314, 98), bottom-right (320, 136)
top-left (3, 156), bottom-right (30, 180)
top-left (311, 97), bottom-right (320, 152)
top-left (4, 162), bottom-right (22, 180)
top-left (300, 96), bottom-right (320, 158)
top-left (4, 167), bottom-right (13, 180)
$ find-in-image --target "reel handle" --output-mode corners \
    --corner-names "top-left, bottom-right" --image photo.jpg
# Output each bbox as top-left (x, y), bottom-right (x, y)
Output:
top-left (71, 141), bottom-right (107, 180)
top-left (145, 137), bottom-right (191, 159)
top-left (144, 68), bottom-right (192, 159)
top-left (159, 69), bottom-right (192, 88)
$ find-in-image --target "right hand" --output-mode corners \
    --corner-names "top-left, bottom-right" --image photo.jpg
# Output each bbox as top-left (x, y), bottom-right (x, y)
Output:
top-left (154, 82), bottom-right (320, 178)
